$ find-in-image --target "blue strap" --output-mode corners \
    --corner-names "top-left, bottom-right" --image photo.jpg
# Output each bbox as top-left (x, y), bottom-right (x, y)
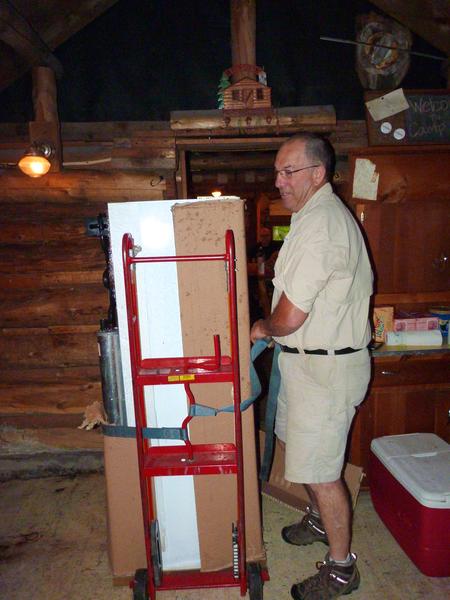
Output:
top-left (189, 404), bottom-right (219, 417)
top-left (142, 427), bottom-right (189, 441)
top-left (188, 338), bottom-right (270, 416)
top-left (260, 343), bottom-right (281, 481)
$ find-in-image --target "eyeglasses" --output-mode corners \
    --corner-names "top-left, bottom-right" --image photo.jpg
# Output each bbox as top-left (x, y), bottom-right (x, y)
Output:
top-left (275, 164), bottom-right (319, 178)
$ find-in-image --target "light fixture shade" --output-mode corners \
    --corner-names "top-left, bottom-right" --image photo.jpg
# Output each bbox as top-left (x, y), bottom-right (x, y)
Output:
top-left (18, 144), bottom-right (53, 177)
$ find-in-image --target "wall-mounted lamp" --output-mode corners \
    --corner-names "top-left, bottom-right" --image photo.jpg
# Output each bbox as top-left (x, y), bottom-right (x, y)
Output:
top-left (211, 190), bottom-right (222, 198)
top-left (18, 143), bottom-right (54, 177)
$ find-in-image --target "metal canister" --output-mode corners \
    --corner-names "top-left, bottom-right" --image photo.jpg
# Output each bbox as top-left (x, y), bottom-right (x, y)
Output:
top-left (97, 328), bottom-right (126, 425)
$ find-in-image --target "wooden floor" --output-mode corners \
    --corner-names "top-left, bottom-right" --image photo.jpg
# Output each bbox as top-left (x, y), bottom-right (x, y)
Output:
top-left (0, 472), bottom-right (448, 600)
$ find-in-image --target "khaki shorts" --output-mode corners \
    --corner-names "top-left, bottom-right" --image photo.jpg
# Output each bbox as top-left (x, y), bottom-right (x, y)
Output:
top-left (274, 348), bottom-right (370, 484)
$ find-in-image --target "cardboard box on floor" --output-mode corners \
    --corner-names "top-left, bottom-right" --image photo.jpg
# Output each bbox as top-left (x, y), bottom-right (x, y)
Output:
top-left (260, 432), bottom-right (363, 511)
top-left (172, 199), bottom-right (266, 572)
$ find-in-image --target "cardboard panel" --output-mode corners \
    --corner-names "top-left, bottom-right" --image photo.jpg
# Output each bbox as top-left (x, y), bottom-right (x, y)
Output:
top-left (173, 199), bottom-right (265, 571)
top-left (103, 435), bottom-right (146, 578)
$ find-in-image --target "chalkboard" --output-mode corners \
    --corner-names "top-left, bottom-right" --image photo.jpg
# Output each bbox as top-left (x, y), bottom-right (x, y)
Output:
top-left (405, 94), bottom-right (450, 143)
top-left (365, 89), bottom-right (450, 146)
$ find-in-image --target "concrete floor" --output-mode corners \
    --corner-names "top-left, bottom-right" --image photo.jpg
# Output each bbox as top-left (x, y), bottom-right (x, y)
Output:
top-left (0, 472), bottom-right (449, 600)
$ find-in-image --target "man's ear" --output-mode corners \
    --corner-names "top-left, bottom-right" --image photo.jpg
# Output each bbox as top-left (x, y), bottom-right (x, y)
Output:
top-left (313, 163), bottom-right (326, 185)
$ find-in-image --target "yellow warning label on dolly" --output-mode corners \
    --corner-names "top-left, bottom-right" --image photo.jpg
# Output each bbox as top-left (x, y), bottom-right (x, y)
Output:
top-left (167, 374), bottom-right (196, 382)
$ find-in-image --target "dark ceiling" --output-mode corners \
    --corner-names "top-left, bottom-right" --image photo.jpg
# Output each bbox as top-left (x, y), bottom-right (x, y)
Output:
top-left (0, 0), bottom-right (446, 123)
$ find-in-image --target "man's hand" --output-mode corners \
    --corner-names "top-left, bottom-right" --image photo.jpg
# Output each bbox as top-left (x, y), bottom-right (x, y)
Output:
top-left (250, 319), bottom-right (269, 343)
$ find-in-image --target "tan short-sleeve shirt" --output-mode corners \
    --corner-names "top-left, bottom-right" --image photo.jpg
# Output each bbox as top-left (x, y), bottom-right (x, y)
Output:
top-left (272, 183), bottom-right (373, 350)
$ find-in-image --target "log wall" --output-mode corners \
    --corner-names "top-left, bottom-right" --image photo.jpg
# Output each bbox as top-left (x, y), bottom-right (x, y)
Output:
top-left (0, 167), bottom-right (166, 428)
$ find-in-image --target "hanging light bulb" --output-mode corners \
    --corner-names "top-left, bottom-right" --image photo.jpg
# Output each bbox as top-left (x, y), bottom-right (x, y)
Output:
top-left (18, 143), bottom-right (54, 177)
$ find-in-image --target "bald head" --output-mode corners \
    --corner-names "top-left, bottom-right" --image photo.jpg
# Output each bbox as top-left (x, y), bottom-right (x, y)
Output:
top-left (275, 134), bottom-right (334, 213)
top-left (281, 133), bottom-right (335, 183)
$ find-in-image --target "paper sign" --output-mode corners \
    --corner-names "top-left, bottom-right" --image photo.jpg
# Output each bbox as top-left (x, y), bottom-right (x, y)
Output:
top-left (352, 158), bottom-right (379, 201)
top-left (365, 88), bottom-right (410, 122)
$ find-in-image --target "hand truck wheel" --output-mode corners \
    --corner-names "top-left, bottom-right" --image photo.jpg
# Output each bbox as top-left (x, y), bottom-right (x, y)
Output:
top-left (150, 519), bottom-right (162, 587)
top-left (247, 562), bottom-right (264, 600)
top-left (132, 568), bottom-right (148, 600)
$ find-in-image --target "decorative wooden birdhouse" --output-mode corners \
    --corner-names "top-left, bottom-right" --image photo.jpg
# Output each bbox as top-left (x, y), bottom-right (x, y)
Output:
top-left (223, 77), bottom-right (272, 111)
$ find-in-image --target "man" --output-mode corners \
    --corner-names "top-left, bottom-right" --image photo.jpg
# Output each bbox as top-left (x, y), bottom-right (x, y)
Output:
top-left (250, 133), bottom-right (372, 599)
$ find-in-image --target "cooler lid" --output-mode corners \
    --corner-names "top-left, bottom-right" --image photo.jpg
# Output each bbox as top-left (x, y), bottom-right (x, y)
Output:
top-left (371, 434), bottom-right (450, 508)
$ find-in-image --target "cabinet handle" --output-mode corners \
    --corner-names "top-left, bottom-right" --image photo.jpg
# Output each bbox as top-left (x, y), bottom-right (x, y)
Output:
top-left (381, 370), bottom-right (396, 376)
top-left (432, 253), bottom-right (448, 272)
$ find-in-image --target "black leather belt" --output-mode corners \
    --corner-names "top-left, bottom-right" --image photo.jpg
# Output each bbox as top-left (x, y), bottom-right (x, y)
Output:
top-left (280, 345), bottom-right (363, 356)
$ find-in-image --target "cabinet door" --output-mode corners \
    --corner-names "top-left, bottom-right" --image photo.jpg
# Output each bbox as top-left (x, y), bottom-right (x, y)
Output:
top-left (348, 145), bottom-right (450, 294)
top-left (353, 199), bottom-right (449, 293)
top-left (434, 388), bottom-right (450, 443)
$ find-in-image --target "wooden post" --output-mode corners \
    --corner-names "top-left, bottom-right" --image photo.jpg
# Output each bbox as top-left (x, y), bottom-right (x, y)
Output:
top-left (29, 66), bottom-right (62, 172)
top-left (230, 0), bottom-right (256, 82)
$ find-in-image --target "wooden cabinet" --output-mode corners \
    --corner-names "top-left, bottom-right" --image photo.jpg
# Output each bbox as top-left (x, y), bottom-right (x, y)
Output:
top-left (353, 200), bottom-right (449, 294)
top-left (348, 145), bottom-right (450, 297)
top-left (348, 353), bottom-right (450, 482)
top-left (347, 145), bottom-right (450, 483)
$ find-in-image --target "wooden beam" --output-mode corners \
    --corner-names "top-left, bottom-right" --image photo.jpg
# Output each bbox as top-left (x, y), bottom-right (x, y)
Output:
top-left (190, 152), bottom-right (275, 171)
top-left (0, 284), bottom-right (108, 327)
top-left (0, 1), bottom-right (63, 89)
top-left (0, 271), bottom-right (104, 289)
top-left (0, 169), bottom-right (166, 201)
top-left (0, 426), bottom-right (103, 450)
top-left (0, 0), bottom-right (119, 93)
top-left (370, 0), bottom-right (450, 55)
top-left (32, 66), bottom-right (59, 122)
top-left (171, 106), bottom-right (336, 132)
top-left (230, 0), bottom-right (256, 81)
top-left (177, 149), bottom-right (188, 199)
top-left (0, 413), bottom-right (87, 429)
top-left (0, 328), bottom-right (98, 369)
top-left (27, 66), bottom-right (62, 172)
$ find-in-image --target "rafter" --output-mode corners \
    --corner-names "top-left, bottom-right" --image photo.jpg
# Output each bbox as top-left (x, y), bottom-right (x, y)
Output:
top-left (370, 0), bottom-right (450, 55)
top-left (0, 0), bottom-right (63, 89)
top-left (0, 0), bottom-right (119, 92)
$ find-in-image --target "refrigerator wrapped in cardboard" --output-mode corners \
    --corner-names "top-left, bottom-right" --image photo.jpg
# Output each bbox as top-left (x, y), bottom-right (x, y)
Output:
top-left (104, 197), bottom-right (265, 580)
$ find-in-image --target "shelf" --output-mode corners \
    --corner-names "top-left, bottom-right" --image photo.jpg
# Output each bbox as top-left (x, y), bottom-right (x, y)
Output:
top-left (143, 443), bottom-right (237, 476)
top-left (371, 341), bottom-right (450, 358)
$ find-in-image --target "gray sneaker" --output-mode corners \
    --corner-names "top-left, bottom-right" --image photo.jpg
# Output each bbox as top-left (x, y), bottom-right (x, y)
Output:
top-left (291, 553), bottom-right (360, 600)
top-left (281, 507), bottom-right (329, 547)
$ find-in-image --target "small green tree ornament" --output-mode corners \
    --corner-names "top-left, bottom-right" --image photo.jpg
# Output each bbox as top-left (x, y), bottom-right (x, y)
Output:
top-left (217, 72), bottom-right (230, 109)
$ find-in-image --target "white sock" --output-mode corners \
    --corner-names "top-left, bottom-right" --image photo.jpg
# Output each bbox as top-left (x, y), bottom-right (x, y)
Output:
top-left (329, 553), bottom-right (352, 566)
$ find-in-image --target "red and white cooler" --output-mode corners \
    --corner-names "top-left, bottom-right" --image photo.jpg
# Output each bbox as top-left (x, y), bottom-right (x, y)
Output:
top-left (369, 433), bottom-right (450, 577)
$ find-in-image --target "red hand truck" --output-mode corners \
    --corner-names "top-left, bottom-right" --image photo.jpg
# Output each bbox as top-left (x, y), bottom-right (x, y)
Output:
top-left (122, 229), bottom-right (266, 599)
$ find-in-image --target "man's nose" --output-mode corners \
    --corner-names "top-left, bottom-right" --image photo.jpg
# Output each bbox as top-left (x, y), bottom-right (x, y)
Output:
top-left (275, 172), bottom-right (283, 188)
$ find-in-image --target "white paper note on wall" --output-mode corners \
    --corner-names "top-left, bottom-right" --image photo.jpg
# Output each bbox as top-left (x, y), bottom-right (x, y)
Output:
top-left (352, 158), bottom-right (379, 201)
top-left (365, 88), bottom-right (410, 121)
